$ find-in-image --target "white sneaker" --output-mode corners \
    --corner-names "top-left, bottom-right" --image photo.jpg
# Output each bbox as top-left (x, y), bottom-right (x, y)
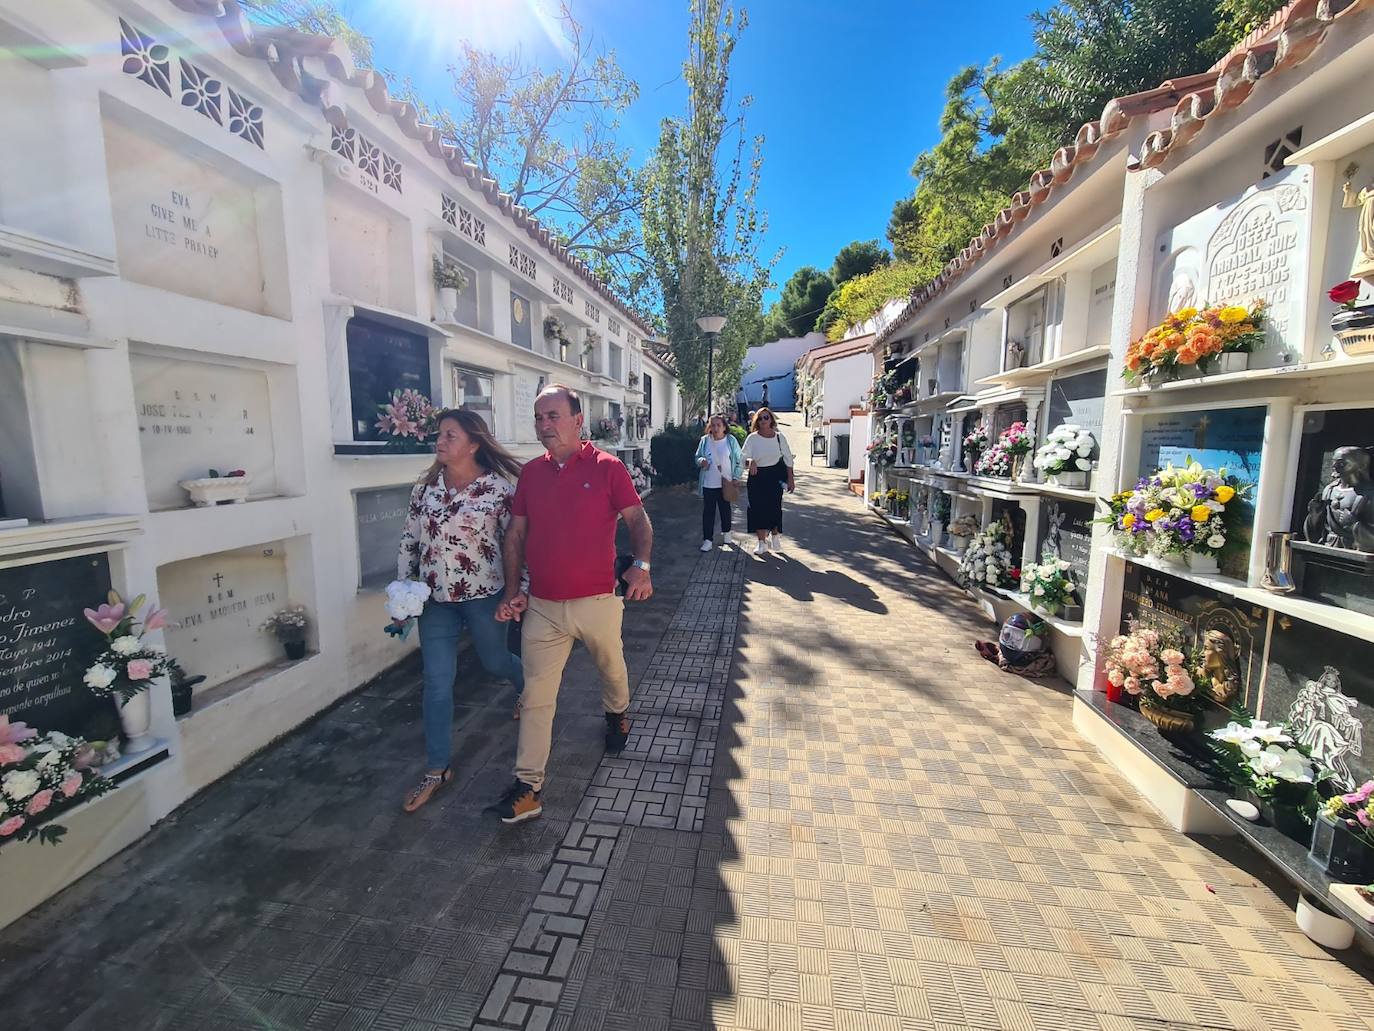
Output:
top-left (700, 539), bottom-right (713, 552)
top-left (769, 533), bottom-right (782, 552)
top-left (754, 539), bottom-right (767, 556)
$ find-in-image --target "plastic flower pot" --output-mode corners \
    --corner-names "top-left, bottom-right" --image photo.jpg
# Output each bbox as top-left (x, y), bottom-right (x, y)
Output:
top-left (1160, 552), bottom-right (1219, 576)
top-left (283, 640), bottom-right (307, 661)
top-left (1295, 893), bottom-right (1354, 950)
top-left (1214, 352), bottom-right (1249, 374)
top-left (1309, 811), bottom-right (1374, 882)
top-left (1048, 471), bottom-right (1088, 489)
top-left (438, 286), bottom-right (458, 319)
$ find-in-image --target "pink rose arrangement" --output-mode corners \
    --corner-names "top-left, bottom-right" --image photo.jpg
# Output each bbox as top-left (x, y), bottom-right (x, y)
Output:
top-left (1102, 621), bottom-right (1203, 714)
top-left (0, 721), bottom-right (112, 849)
top-left (81, 589), bottom-right (173, 703)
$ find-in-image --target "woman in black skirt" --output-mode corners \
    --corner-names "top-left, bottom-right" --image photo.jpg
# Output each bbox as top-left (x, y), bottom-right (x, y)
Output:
top-left (741, 407), bottom-right (795, 556)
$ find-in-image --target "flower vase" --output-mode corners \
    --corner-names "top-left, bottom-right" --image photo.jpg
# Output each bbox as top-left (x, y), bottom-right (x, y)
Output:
top-left (1248, 789), bottom-right (1313, 844)
top-left (1309, 811), bottom-right (1374, 882)
top-left (438, 287), bottom-right (458, 320)
top-left (1049, 471), bottom-right (1088, 489)
top-left (1331, 306), bottom-right (1374, 357)
top-left (284, 639), bottom-right (307, 661)
top-left (951, 537), bottom-right (969, 554)
top-left (928, 521), bottom-right (944, 545)
top-left (1160, 552), bottom-right (1219, 576)
top-left (1138, 698), bottom-right (1194, 734)
top-left (964, 453), bottom-right (978, 473)
top-left (118, 689), bottom-right (155, 754)
top-left (1214, 352), bottom-right (1249, 374)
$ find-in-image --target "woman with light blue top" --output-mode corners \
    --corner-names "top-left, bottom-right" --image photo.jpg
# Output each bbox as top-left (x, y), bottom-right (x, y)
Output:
top-left (694, 414), bottom-right (743, 552)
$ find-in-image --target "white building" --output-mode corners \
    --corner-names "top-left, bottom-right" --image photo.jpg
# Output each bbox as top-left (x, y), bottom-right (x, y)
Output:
top-left (863, 1), bottom-right (1374, 946)
top-left (743, 330), bottom-right (822, 410)
top-left (0, 0), bottom-right (680, 925)
top-left (796, 333), bottom-right (874, 474)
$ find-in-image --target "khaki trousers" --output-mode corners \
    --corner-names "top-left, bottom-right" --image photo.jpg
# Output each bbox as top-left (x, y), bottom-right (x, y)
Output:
top-left (516, 593), bottom-right (630, 790)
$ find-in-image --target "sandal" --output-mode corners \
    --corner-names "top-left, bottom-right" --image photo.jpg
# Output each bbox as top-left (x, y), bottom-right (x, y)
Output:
top-left (402, 767), bottom-right (453, 812)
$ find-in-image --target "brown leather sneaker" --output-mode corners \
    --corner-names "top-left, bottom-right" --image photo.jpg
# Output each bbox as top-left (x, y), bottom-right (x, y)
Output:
top-left (489, 778), bottom-right (542, 824)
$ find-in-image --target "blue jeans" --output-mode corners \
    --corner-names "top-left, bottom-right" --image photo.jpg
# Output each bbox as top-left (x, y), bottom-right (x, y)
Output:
top-left (417, 593), bottom-right (524, 769)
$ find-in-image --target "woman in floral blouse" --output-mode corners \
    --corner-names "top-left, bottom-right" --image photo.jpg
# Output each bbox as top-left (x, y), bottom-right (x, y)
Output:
top-left (397, 409), bottom-right (526, 812)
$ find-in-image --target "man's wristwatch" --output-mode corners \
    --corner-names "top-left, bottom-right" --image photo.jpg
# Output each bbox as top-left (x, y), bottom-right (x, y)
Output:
top-left (632, 559), bottom-right (651, 573)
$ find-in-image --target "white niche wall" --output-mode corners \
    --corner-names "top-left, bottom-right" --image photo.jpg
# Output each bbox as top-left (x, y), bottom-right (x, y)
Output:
top-left (130, 347), bottom-right (304, 511)
top-left (324, 179), bottom-right (415, 315)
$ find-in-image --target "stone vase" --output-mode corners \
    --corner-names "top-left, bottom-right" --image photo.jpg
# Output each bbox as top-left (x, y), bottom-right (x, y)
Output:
top-left (951, 536), bottom-right (969, 554)
top-left (438, 287), bottom-right (458, 320)
top-left (179, 476), bottom-right (251, 507)
top-left (118, 689), bottom-right (155, 754)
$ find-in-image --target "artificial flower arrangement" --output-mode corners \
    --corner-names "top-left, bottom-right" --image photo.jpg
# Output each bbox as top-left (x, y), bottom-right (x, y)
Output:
top-left (1102, 620), bottom-right (1203, 731)
top-left (376, 389), bottom-right (438, 449)
top-left (0, 716), bottom-right (112, 848)
top-left (931, 492), bottom-right (952, 524)
top-left (975, 422), bottom-right (1033, 479)
top-left (1000, 421), bottom-right (1034, 458)
top-left (383, 580), bottom-right (430, 642)
top-left (1032, 424), bottom-right (1095, 480)
top-left (974, 441), bottom-right (1012, 478)
top-left (884, 489), bottom-right (910, 519)
top-left (630, 464), bottom-right (650, 494)
top-left (1208, 716), bottom-right (1320, 839)
top-left (892, 382), bottom-right (913, 405)
top-left (82, 591), bottom-right (173, 703)
top-left (866, 431), bottom-right (897, 467)
top-left (1100, 459), bottom-right (1248, 566)
top-left (1321, 780), bottom-right (1374, 849)
top-left (948, 514), bottom-right (981, 538)
top-left (592, 416), bottom-right (623, 442)
top-left (1020, 557), bottom-right (1078, 616)
top-left (262, 605), bottom-right (310, 660)
top-left (962, 423), bottom-right (989, 465)
top-left (957, 519), bottom-right (1020, 591)
top-left (900, 424), bottom-right (916, 447)
top-left (869, 491), bottom-right (884, 507)
top-left (1123, 301), bottom-right (1266, 384)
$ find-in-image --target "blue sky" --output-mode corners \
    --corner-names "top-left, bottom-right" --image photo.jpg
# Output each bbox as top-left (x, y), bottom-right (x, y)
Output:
top-left (346, 0), bottom-right (1040, 300)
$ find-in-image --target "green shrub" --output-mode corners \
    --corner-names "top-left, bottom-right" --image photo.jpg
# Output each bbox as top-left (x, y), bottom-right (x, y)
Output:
top-left (650, 424), bottom-right (702, 486)
top-left (729, 425), bottom-right (746, 445)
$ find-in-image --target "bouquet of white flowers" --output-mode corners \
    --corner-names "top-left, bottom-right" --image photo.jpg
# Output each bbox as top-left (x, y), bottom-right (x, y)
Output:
top-left (1032, 424), bottom-right (1095, 477)
top-left (957, 520), bottom-right (1020, 591)
top-left (385, 580), bottom-right (431, 621)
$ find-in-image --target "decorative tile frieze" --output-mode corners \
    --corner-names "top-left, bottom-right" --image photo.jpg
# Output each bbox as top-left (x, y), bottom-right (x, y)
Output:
top-left (509, 244), bottom-right (536, 280)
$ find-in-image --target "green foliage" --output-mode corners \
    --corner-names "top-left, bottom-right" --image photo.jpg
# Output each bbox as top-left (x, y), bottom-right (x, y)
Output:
top-left (822, 262), bottom-right (927, 341)
top-left (641, 0), bottom-right (776, 416)
top-left (763, 266), bottom-right (833, 340)
top-left (1208, 0), bottom-right (1289, 56)
top-left (239, 0), bottom-right (374, 66)
top-left (830, 240), bottom-right (891, 286)
top-left (650, 424), bottom-right (704, 485)
top-left (729, 424), bottom-right (746, 445)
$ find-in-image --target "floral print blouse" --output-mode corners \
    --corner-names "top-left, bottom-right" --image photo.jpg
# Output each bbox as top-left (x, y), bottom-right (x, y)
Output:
top-left (397, 472), bottom-right (519, 602)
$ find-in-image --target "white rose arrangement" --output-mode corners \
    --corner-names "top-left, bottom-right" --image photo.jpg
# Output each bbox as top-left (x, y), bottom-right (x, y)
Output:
top-left (957, 521), bottom-right (1020, 591)
top-left (385, 580), bottom-right (431, 622)
top-left (1032, 424), bottom-right (1095, 476)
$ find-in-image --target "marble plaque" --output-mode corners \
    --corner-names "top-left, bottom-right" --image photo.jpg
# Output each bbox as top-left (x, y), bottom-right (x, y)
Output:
top-left (1120, 562), bottom-right (1267, 714)
top-left (325, 185), bottom-right (410, 313)
top-left (512, 369), bottom-right (544, 443)
top-left (1037, 499), bottom-right (1094, 596)
top-left (0, 554), bottom-right (115, 740)
top-left (1045, 367), bottom-right (1106, 450)
top-left (132, 354), bottom-right (277, 510)
top-left (1153, 166), bottom-right (1312, 366)
top-left (158, 543), bottom-right (291, 690)
top-left (101, 112), bottom-right (286, 317)
top-left (356, 486), bottom-right (411, 589)
top-left (1086, 260), bottom-right (1116, 351)
top-left (1262, 615), bottom-right (1372, 790)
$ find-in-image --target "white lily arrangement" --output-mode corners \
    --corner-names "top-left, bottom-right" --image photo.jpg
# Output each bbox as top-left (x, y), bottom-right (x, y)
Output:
top-left (1032, 424), bottom-right (1095, 476)
top-left (1208, 719), bottom-right (1322, 802)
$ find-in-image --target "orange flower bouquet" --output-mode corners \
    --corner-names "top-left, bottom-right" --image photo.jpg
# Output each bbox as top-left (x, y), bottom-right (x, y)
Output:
top-left (1123, 302), bottom-right (1266, 384)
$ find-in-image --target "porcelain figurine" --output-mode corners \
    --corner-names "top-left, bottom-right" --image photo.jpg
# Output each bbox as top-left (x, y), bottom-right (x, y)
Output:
top-left (1200, 629), bottom-right (1240, 705)
top-left (1342, 163), bottom-right (1374, 284)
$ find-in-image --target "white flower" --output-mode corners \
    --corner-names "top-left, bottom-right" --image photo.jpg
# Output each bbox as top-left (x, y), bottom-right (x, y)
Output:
top-left (1209, 721), bottom-right (1253, 745)
top-left (47, 731), bottom-right (71, 748)
top-left (1075, 458), bottom-right (1092, 471)
top-left (110, 636), bottom-right (141, 656)
top-left (37, 749), bottom-right (61, 769)
top-left (1207, 536), bottom-right (1225, 549)
top-left (83, 664), bottom-right (117, 691)
top-left (1063, 581), bottom-right (1076, 592)
top-left (1249, 721), bottom-right (1293, 745)
top-left (2, 769), bottom-right (40, 801)
top-left (1240, 738), bottom-right (1264, 758)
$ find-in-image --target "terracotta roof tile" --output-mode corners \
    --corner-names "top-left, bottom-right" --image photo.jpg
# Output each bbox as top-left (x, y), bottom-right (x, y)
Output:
top-left (166, 0), bottom-right (656, 337)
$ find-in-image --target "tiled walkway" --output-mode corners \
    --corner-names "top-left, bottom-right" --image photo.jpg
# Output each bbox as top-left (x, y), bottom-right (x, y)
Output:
top-left (3, 420), bottom-right (1374, 1030)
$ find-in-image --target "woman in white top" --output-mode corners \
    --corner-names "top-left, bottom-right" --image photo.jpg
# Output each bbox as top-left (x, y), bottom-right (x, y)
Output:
top-left (694, 414), bottom-right (744, 551)
top-left (740, 407), bottom-right (795, 555)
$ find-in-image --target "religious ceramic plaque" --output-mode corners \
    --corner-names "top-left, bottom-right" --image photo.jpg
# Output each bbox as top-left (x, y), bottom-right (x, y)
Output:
top-left (355, 486), bottom-right (412, 590)
top-left (1152, 165), bottom-right (1312, 367)
top-left (1120, 562), bottom-right (1267, 719)
top-left (131, 353), bottom-right (277, 510)
top-left (0, 554), bottom-right (117, 740)
top-left (1037, 499), bottom-right (1095, 595)
top-left (101, 110), bottom-right (288, 317)
top-left (1261, 614), bottom-right (1372, 790)
top-left (158, 542), bottom-right (291, 690)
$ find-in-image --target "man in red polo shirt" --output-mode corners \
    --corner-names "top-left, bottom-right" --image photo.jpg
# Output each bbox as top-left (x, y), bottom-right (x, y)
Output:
top-left (490, 384), bottom-right (653, 823)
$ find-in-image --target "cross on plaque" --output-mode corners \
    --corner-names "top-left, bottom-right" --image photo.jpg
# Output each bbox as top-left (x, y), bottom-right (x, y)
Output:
top-left (212, 573), bottom-right (225, 588)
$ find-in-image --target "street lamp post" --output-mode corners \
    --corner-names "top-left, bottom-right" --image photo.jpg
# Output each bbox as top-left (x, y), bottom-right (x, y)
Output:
top-left (695, 314), bottom-right (727, 420)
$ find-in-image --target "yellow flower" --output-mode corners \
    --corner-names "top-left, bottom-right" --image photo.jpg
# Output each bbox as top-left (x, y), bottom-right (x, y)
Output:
top-left (1122, 514), bottom-right (1136, 529)
top-left (1217, 306), bottom-right (1249, 325)
top-left (1144, 509), bottom-right (1165, 523)
top-left (1174, 307), bottom-right (1198, 321)
top-left (1214, 484), bottom-right (1235, 503)
top-left (1190, 505), bottom-right (1213, 523)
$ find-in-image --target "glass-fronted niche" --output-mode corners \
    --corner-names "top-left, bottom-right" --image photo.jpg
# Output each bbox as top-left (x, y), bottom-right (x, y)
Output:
top-left (346, 317), bottom-right (431, 442)
top-left (451, 366), bottom-right (495, 428)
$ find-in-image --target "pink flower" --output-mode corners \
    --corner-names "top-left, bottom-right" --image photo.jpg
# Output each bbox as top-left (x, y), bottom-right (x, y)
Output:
top-left (60, 772), bottom-right (83, 797)
top-left (26, 789), bottom-right (53, 816)
top-left (0, 715), bottom-right (36, 746)
top-left (1124, 676), bottom-right (1142, 695)
top-left (1160, 649), bottom-right (1184, 666)
top-left (0, 743), bottom-right (27, 765)
top-left (1340, 780), bottom-right (1374, 806)
top-left (143, 607), bottom-right (170, 632)
top-left (1107, 669), bottom-right (1125, 687)
top-left (0, 815), bottom-right (24, 836)
top-left (83, 602), bottom-right (125, 635)
top-left (126, 659), bottom-right (153, 681)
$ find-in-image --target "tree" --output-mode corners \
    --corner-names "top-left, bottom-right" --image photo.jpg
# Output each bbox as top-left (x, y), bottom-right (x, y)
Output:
top-left (830, 240), bottom-right (890, 286)
top-left (763, 266), bottom-right (833, 340)
top-left (240, 1), bottom-right (374, 66)
top-left (641, 0), bottom-right (775, 415)
top-left (426, 6), bottom-right (647, 306)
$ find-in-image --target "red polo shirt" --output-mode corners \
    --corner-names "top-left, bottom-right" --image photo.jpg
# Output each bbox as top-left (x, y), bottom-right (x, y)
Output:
top-left (513, 441), bottom-right (642, 601)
